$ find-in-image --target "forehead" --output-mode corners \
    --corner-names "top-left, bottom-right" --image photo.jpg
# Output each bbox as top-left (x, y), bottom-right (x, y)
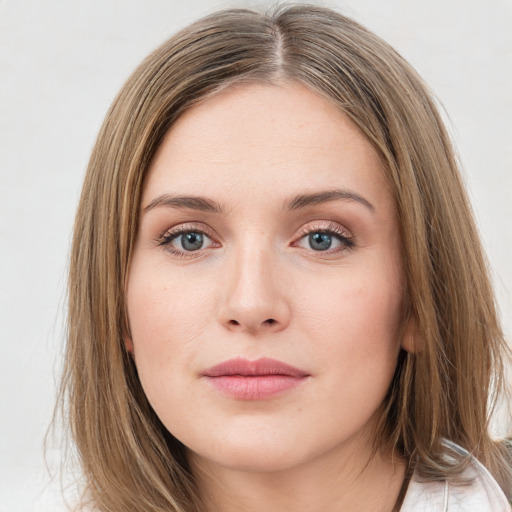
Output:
top-left (143, 82), bottom-right (392, 213)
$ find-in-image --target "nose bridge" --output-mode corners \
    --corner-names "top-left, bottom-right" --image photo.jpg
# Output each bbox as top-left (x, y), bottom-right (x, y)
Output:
top-left (232, 242), bottom-right (271, 304)
top-left (220, 233), bottom-right (289, 333)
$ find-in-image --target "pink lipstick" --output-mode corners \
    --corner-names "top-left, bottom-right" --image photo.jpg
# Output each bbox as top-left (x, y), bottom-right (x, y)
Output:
top-left (202, 357), bottom-right (309, 400)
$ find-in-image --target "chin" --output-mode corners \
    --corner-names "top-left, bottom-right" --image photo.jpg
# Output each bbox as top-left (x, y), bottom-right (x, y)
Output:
top-left (185, 430), bottom-right (314, 475)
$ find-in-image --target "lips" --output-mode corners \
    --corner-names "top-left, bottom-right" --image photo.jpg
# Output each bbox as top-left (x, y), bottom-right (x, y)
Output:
top-left (202, 357), bottom-right (310, 400)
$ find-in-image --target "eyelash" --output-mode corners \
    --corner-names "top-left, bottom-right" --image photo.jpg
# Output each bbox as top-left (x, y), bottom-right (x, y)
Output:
top-left (156, 221), bottom-right (355, 259)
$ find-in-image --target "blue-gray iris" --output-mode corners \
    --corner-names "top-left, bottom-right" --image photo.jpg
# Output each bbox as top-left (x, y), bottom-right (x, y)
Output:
top-left (309, 232), bottom-right (332, 251)
top-left (182, 232), bottom-right (204, 251)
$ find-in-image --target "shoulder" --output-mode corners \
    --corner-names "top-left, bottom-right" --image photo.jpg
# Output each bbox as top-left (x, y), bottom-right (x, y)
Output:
top-left (400, 440), bottom-right (511, 512)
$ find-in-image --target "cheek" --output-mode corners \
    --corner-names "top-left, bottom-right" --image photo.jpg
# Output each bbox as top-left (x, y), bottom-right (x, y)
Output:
top-left (128, 263), bottom-right (208, 344)
top-left (125, 263), bottom-right (214, 429)
top-left (292, 266), bottom-right (404, 411)
top-left (297, 270), bottom-right (403, 350)
top-left (125, 262), bottom-right (219, 397)
top-left (297, 273), bottom-right (403, 423)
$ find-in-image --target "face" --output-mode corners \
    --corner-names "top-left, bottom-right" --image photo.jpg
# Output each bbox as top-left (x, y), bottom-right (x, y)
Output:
top-left (126, 82), bottom-right (407, 475)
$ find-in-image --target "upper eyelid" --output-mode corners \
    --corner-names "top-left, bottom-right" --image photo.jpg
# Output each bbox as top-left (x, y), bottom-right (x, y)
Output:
top-left (160, 222), bottom-right (217, 238)
top-left (294, 220), bottom-right (353, 237)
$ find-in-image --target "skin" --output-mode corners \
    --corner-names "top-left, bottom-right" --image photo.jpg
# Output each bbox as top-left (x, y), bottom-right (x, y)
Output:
top-left (125, 82), bottom-right (412, 512)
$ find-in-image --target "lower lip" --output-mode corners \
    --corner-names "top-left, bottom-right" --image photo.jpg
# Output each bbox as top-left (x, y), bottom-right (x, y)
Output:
top-left (204, 375), bottom-right (308, 400)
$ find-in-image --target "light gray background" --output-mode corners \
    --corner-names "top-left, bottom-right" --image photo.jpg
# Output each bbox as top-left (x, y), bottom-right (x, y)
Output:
top-left (1, 1), bottom-right (511, 510)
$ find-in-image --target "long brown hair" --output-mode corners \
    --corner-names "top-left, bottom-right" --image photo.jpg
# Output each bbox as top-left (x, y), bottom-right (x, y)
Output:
top-left (59, 5), bottom-right (511, 511)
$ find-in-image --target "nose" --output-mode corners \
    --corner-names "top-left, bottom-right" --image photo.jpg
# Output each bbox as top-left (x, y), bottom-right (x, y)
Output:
top-left (218, 245), bottom-right (291, 334)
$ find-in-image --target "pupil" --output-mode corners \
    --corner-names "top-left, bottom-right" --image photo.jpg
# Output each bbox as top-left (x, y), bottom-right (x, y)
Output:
top-left (181, 232), bottom-right (203, 251)
top-left (309, 232), bottom-right (332, 251)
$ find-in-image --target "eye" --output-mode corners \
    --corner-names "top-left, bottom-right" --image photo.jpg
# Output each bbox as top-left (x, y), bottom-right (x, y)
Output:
top-left (157, 225), bottom-right (218, 257)
top-left (294, 223), bottom-right (355, 254)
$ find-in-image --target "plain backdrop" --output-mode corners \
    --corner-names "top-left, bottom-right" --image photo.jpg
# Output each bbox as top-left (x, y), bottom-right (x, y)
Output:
top-left (1, 0), bottom-right (511, 510)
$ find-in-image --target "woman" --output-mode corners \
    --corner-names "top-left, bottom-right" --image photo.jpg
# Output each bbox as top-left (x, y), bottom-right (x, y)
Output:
top-left (60, 4), bottom-right (512, 511)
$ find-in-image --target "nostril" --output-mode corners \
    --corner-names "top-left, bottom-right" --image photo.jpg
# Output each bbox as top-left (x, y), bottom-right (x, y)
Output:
top-left (225, 318), bottom-right (277, 329)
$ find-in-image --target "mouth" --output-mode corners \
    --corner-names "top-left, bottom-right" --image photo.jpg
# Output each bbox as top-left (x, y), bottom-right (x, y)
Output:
top-left (202, 357), bottom-right (310, 400)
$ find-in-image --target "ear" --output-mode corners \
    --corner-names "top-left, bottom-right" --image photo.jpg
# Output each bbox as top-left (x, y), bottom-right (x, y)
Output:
top-left (122, 312), bottom-right (134, 354)
top-left (123, 335), bottom-right (134, 354)
top-left (401, 316), bottom-right (421, 353)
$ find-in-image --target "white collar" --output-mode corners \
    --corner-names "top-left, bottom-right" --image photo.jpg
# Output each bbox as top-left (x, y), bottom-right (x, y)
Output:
top-left (400, 441), bottom-right (511, 511)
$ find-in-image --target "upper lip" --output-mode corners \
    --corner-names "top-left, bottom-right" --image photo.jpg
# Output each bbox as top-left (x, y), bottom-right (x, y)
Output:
top-left (202, 357), bottom-right (309, 377)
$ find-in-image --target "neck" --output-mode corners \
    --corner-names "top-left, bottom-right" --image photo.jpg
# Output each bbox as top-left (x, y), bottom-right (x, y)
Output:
top-left (189, 440), bottom-right (407, 512)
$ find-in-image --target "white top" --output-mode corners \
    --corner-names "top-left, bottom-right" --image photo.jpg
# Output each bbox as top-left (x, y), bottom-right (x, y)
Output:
top-left (401, 441), bottom-right (511, 511)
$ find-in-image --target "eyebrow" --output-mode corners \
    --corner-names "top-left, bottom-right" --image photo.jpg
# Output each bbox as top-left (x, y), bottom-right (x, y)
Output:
top-left (284, 189), bottom-right (375, 212)
top-left (143, 189), bottom-right (375, 215)
top-left (143, 194), bottom-right (223, 214)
